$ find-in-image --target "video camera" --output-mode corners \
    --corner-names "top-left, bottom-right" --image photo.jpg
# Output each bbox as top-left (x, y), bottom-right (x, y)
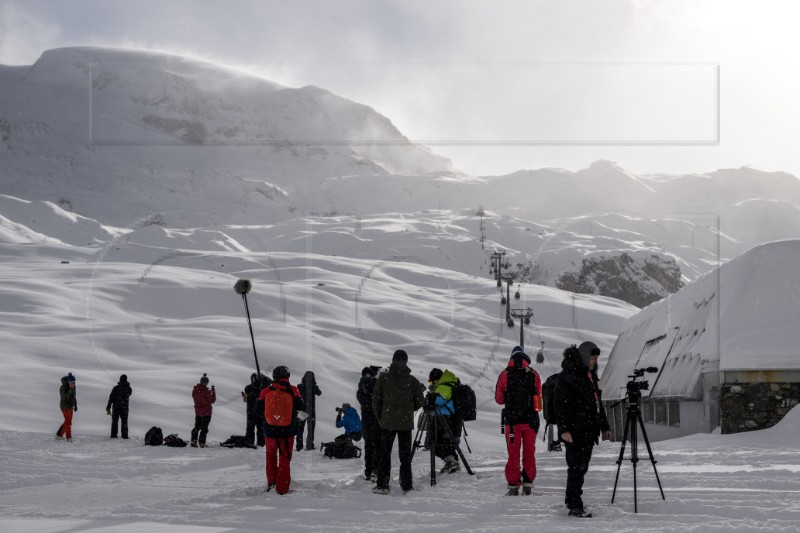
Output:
top-left (625, 366), bottom-right (658, 402)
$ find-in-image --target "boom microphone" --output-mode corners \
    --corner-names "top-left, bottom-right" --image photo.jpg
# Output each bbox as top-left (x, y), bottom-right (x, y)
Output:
top-left (234, 279), bottom-right (252, 295)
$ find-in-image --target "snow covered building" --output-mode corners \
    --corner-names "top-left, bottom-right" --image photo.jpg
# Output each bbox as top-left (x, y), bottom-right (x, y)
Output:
top-left (599, 240), bottom-right (800, 441)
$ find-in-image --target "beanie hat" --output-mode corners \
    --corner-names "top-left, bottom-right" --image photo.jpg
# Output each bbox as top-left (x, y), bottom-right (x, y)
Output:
top-left (392, 349), bottom-right (408, 364)
top-left (67, 372), bottom-right (76, 382)
top-left (119, 374), bottom-right (127, 382)
top-left (273, 366), bottom-right (290, 380)
top-left (578, 341), bottom-right (601, 368)
top-left (200, 373), bottom-right (209, 384)
top-left (250, 372), bottom-right (258, 384)
top-left (361, 366), bottom-right (373, 377)
top-left (510, 346), bottom-right (531, 366)
top-left (429, 368), bottom-right (444, 382)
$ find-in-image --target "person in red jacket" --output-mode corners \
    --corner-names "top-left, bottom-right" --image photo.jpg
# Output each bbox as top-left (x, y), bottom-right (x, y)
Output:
top-left (191, 373), bottom-right (216, 448)
top-left (257, 366), bottom-right (305, 495)
top-left (495, 346), bottom-right (543, 496)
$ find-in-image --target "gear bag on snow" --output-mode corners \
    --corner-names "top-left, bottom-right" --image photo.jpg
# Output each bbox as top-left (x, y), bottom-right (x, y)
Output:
top-left (320, 435), bottom-right (362, 459)
top-left (163, 433), bottom-right (188, 447)
top-left (145, 426), bottom-right (163, 446)
top-left (220, 435), bottom-right (257, 449)
top-left (264, 382), bottom-right (294, 427)
top-left (503, 366), bottom-right (540, 431)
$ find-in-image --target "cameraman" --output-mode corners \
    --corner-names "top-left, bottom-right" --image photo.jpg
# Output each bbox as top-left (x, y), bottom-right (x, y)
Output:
top-left (335, 403), bottom-right (362, 442)
top-left (426, 368), bottom-right (462, 474)
top-left (553, 342), bottom-right (611, 518)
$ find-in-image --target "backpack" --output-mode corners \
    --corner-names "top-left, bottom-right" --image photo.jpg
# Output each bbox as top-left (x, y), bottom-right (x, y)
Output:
top-left (145, 426), bottom-right (163, 446)
top-left (163, 433), bottom-right (188, 447)
top-left (449, 381), bottom-right (477, 422)
top-left (503, 366), bottom-right (539, 428)
top-left (220, 435), bottom-right (256, 449)
top-left (542, 373), bottom-right (561, 424)
top-left (320, 436), bottom-right (362, 459)
top-left (264, 382), bottom-right (294, 427)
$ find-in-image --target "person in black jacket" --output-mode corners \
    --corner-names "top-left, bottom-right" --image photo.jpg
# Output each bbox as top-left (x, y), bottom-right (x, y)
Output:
top-left (553, 343), bottom-right (612, 518)
top-left (243, 373), bottom-right (271, 447)
top-left (357, 366), bottom-right (381, 481)
top-left (106, 374), bottom-right (132, 439)
top-left (296, 371), bottom-right (322, 451)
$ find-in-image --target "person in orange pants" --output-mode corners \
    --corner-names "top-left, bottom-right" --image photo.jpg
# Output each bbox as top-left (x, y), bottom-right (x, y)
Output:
top-left (56, 373), bottom-right (78, 441)
top-left (257, 366), bottom-right (305, 495)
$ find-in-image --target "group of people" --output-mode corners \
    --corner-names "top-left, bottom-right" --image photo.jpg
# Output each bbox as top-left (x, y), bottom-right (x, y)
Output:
top-left (495, 341), bottom-right (612, 518)
top-left (55, 339), bottom-right (610, 517)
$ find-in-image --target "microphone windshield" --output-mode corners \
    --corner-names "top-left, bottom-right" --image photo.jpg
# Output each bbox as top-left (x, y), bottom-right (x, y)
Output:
top-left (234, 279), bottom-right (252, 295)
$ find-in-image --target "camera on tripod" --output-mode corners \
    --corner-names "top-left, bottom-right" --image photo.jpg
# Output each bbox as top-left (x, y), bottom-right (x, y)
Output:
top-left (625, 366), bottom-right (658, 401)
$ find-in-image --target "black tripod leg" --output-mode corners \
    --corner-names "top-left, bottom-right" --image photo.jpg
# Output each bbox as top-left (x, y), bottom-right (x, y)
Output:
top-left (631, 413), bottom-right (639, 513)
top-left (430, 411), bottom-right (437, 486)
top-left (612, 411), bottom-right (632, 503)
top-left (637, 412), bottom-right (665, 500)
top-left (410, 410), bottom-right (427, 463)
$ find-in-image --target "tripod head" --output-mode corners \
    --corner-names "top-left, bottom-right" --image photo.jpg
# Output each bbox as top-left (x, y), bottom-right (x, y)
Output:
top-left (625, 366), bottom-right (658, 405)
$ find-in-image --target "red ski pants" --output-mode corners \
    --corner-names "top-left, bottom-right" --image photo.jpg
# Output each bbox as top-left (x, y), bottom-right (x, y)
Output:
top-left (265, 436), bottom-right (295, 495)
top-left (61, 408), bottom-right (74, 439)
top-left (504, 423), bottom-right (537, 486)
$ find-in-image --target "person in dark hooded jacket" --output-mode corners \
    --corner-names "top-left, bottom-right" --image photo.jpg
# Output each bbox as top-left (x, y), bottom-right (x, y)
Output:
top-left (371, 350), bottom-right (424, 494)
top-left (243, 372), bottom-right (271, 447)
top-left (106, 374), bottom-right (132, 439)
top-left (495, 346), bottom-right (542, 496)
top-left (553, 342), bottom-right (612, 517)
top-left (357, 366), bottom-right (381, 481)
top-left (296, 371), bottom-right (321, 450)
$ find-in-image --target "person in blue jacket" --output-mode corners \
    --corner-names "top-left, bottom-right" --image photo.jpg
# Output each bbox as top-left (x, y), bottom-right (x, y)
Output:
top-left (335, 403), bottom-right (362, 442)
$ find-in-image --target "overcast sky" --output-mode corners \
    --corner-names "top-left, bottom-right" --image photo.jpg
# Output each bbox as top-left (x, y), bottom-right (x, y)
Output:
top-left (1, 0), bottom-right (799, 178)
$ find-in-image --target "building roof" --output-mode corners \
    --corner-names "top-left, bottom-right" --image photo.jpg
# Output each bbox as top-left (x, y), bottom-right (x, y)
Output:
top-left (600, 239), bottom-right (800, 401)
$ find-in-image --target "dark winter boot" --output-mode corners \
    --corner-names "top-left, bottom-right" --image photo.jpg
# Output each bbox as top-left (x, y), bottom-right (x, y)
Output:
top-left (522, 482), bottom-right (532, 496)
top-left (568, 507), bottom-right (592, 518)
top-left (506, 485), bottom-right (520, 496)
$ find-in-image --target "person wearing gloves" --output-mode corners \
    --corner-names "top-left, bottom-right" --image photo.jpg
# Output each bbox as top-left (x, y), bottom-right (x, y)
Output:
top-left (56, 372), bottom-right (78, 441)
top-left (335, 403), bottom-right (362, 442)
top-left (191, 373), bottom-right (216, 448)
top-left (106, 374), bottom-right (133, 439)
top-left (257, 366), bottom-right (306, 495)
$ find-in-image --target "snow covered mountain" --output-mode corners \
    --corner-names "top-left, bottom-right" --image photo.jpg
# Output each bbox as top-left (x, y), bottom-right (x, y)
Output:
top-left (3, 47), bottom-right (800, 306)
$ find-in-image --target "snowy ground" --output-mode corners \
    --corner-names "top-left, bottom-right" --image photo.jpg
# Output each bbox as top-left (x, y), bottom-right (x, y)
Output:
top-left (2, 409), bottom-right (800, 532)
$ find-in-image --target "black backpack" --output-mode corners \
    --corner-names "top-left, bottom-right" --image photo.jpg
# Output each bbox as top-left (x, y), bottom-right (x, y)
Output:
top-left (220, 435), bottom-right (257, 449)
top-left (503, 366), bottom-right (540, 430)
top-left (320, 436), bottom-right (362, 459)
top-left (163, 434), bottom-right (188, 447)
top-left (145, 426), bottom-right (163, 446)
top-left (448, 381), bottom-right (477, 422)
top-left (542, 373), bottom-right (561, 424)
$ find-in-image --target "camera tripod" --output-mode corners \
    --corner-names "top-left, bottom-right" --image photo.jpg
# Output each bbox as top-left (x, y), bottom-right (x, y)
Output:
top-left (411, 406), bottom-right (474, 486)
top-left (611, 395), bottom-right (666, 513)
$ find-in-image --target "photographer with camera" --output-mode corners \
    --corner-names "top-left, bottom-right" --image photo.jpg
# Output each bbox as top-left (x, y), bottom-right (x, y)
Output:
top-left (426, 368), bottom-right (462, 474)
top-left (553, 342), bottom-right (611, 518)
top-left (335, 403), bottom-right (362, 441)
top-left (191, 373), bottom-right (217, 448)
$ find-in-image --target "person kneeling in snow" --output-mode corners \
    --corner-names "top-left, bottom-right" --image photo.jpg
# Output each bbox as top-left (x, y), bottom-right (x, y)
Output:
top-left (258, 366), bottom-right (306, 495)
top-left (335, 403), bottom-right (362, 442)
